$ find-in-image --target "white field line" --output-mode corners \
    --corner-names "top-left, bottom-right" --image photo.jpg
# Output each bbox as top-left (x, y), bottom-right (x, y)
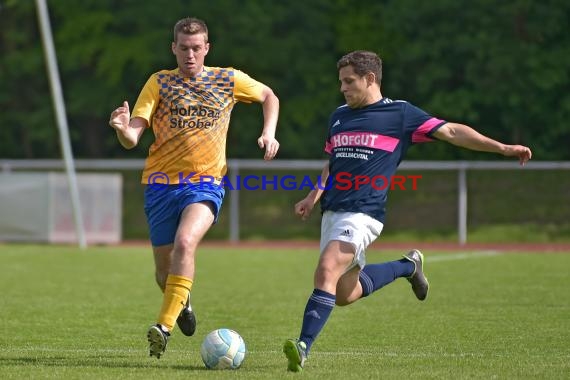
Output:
top-left (425, 251), bottom-right (501, 263)
top-left (0, 347), bottom-right (505, 358)
top-left (3, 347), bottom-right (568, 360)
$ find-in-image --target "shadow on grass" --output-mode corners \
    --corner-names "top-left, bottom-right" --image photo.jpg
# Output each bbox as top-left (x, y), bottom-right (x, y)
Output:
top-left (0, 356), bottom-right (210, 371)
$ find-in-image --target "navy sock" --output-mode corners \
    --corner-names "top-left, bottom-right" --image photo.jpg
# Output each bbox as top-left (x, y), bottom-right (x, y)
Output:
top-left (359, 259), bottom-right (415, 297)
top-left (299, 288), bottom-right (335, 353)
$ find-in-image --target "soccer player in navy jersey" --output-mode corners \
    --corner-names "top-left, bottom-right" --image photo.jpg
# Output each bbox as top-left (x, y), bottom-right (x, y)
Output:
top-left (283, 50), bottom-right (531, 372)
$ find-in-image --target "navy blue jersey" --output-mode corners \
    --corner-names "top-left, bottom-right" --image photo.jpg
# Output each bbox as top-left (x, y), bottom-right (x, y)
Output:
top-left (320, 98), bottom-right (446, 223)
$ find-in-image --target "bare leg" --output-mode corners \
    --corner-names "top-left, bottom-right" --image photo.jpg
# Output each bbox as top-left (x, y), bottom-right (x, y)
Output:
top-left (154, 202), bottom-right (214, 333)
top-left (153, 244), bottom-right (173, 291)
top-left (335, 266), bottom-right (363, 306)
top-left (170, 202), bottom-right (215, 279)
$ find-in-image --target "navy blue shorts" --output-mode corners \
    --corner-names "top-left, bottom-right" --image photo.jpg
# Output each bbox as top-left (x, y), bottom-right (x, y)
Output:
top-left (144, 184), bottom-right (225, 246)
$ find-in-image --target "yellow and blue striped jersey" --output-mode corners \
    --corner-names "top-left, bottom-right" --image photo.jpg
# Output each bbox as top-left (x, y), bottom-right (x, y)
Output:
top-left (132, 66), bottom-right (265, 184)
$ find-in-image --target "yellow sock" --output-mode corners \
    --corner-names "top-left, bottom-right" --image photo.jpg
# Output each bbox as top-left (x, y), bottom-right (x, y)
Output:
top-left (157, 274), bottom-right (193, 331)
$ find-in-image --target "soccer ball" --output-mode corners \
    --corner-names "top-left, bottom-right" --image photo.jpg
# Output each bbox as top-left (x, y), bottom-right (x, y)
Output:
top-left (200, 328), bottom-right (246, 369)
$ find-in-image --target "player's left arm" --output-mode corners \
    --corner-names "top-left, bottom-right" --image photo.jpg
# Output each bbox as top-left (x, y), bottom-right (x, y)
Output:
top-left (256, 85), bottom-right (280, 160)
top-left (432, 122), bottom-right (532, 165)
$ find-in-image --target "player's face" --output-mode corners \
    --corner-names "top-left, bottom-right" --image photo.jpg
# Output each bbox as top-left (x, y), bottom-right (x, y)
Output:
top-left (172, 33), bottom-right (210, 77)
top-left (339, 66), bottom-right (372, 109)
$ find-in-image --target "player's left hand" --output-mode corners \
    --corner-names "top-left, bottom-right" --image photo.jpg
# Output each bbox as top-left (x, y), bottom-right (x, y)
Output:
top-left (257, 135), bottom-right (280, 160)
top-left (504, 145), bottom-right (532, 166)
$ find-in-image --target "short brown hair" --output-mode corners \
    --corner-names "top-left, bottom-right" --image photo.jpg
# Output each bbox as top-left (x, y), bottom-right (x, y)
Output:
top-left (173, 17), bottom-right (208, 43)
top-left (337, 50), bottom-right (382, 85)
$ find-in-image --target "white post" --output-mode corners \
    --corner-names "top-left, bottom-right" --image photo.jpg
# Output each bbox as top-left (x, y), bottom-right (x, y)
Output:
top-left (458, 166), bottom-right (467, 245)
top-left (229, 162), bottom-right (240, 242)
top-left (35, 0), bottom-right (86, 249)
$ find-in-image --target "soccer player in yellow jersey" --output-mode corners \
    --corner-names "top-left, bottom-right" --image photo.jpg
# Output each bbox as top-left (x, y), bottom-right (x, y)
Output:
top-left (109, 17), bottom-right (280, 359)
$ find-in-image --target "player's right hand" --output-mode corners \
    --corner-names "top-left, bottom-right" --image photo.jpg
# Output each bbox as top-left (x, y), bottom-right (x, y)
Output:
top-left (109, 101), bottom-right (130, 132)
top-left (295, 198), bottom-right (314, 221)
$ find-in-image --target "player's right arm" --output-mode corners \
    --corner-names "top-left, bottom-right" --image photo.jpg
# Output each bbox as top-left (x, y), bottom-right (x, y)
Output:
top-left (109, 101), bottom-right (147, 149)
top-left (295, 164), bottom-right (329, 221)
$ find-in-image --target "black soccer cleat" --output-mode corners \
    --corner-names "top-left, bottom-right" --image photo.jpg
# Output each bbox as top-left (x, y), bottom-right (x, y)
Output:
top-left (403, 249), bottom-right (429, 301)
top-left (177, 307), bottom-right (196, 336)
top-left (147, 324), bottom-right (170, 359)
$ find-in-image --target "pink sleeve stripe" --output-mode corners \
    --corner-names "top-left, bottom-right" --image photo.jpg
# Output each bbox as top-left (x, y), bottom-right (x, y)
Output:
top-left (412, 117), bottom-right (446, 143)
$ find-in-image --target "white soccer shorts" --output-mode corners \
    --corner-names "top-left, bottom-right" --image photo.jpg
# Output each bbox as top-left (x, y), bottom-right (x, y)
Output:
top-left (319, 211), bottom-right (384, 271)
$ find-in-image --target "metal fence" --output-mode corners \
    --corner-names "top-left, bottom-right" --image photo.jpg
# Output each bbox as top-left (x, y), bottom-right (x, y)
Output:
top-left (2, 159), bottom-right (570, 244)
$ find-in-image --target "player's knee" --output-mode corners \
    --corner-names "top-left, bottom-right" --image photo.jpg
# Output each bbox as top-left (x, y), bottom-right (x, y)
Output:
top-left (173, 236), bottom-right (198, 258)
top-left (314, 266), bottom-right (338, 285)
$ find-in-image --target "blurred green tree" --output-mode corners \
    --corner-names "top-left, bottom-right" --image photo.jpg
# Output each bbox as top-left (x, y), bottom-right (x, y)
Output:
top-left (0, 0), bottom-right (568, 160)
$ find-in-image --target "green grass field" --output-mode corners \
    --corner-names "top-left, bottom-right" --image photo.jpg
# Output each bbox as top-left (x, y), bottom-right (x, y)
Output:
top-left (0, 244), bottom-right (568, 379)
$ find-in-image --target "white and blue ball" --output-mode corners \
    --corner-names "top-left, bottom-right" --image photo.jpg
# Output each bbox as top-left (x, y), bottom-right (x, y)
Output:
top-left (200, 328), bottom-right (246, 369)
